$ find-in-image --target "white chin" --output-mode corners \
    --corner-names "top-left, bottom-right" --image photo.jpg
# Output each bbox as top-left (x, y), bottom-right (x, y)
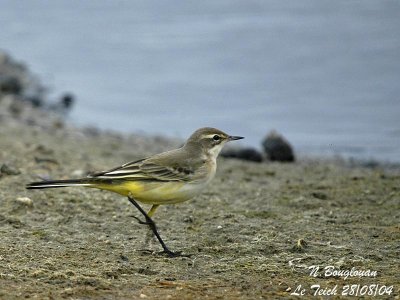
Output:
top-left (208, 143), bottom-right (224, 158)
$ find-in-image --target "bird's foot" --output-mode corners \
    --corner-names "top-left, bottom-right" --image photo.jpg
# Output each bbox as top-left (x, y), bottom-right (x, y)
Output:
top-left (159, 249), bottom-right (192, 258)
top-left (130, 215), bottom-right (151, 225)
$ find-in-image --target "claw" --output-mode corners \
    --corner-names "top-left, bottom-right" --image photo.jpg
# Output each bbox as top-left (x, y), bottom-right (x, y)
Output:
top-left (159, 249), bottom-right (191, 258)
top-left (130, 215), bottom-right (150, 225)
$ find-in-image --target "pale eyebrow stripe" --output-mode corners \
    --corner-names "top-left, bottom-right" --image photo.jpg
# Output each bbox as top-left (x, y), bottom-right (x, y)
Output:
top-left (202, 134), bottom-right (219, 139)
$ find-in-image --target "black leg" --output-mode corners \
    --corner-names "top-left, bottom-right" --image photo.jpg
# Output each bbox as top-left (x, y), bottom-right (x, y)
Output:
top-left (127, 196), bottom-right (184, 257)
top-left (130, 215), bottom-right (149, 225)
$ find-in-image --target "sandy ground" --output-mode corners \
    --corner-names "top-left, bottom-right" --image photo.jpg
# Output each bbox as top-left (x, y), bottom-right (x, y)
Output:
top-left (0, 109), bottom-right (399, 299)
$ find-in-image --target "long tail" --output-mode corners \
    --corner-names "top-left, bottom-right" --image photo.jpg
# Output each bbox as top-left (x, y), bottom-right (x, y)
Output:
top-left (26, 178), bottom-right (94, 189)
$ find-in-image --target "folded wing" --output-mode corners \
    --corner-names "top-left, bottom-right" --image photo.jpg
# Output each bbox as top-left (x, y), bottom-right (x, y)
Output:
top-left (90, 158), bottom-right (193, 182)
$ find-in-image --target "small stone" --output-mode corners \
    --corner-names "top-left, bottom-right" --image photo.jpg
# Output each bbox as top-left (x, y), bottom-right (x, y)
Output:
top-left (164, 277), bottom-right (176, 281)
top-left (139, 294), bottom-right (147, 298)
top-left (183, 215), bottom-right (194, 223)
top-left (16, 197), bottom-right (33, 206)
top-left (262, 130), bottom-right (295, 162)
top-left (0, 75), bottom-right (22, 94)
top-left (27, 96), bottom-right (43, 107)
top-left (217, 225), bottom-right (223, 229)
top-left (61, 93), bottom-right (74, 109)
top-left (120, 254), bottom-right (129, 261)
top-left (34, 144), bottom-right (54, 155)
top-left (312, 192), bottom-right (328, 200)
top-left (34, 157), bottom-right (59, 164)
top-left (1, 163), bottom-right (21, 175)
top-left (62, 288), bottom-right (73, 296)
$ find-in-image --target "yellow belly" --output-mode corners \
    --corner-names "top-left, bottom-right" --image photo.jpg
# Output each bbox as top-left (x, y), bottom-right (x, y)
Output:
top-left (94, 180), bottom-right (206, 205)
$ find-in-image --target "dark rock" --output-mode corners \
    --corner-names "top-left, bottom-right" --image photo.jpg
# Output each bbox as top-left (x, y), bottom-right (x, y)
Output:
top-left (0, 75), bottom-right (22, 94)
top-left (262, 130), bottom-right (295, 162)
top-left (34, 157), bottom-right (59, 164)
top-left (183, 215), bottom-right (194, 223)
top-left (311, 192), bottom-right (328, 200)
top-left (34, 144), bottom-right (54, 155)
top-left (0, 163), bottom-right (21, 175)
top-left (27, 96), bottom-right (43, 108)
top-left (221, 147), bottom-right (263, 162)
top-left (0, 51), bottom-right (72, 119)
top-left (61, 93), bottom-right (74, 109)
top-left (119, 254), bottom-right (129, 261)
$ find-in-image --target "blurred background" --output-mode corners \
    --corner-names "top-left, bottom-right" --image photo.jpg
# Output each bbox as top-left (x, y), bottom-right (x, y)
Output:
top-left (0, 0), bottom-right (399, 162)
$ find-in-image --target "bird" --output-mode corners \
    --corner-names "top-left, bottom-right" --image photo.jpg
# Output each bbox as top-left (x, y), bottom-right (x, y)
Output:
top-left (26, 127), bottom-right (244, 257)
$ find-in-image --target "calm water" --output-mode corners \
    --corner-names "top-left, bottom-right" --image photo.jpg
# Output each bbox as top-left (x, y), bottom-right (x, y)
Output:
top-left (1, 1), bottom-right (399, 162)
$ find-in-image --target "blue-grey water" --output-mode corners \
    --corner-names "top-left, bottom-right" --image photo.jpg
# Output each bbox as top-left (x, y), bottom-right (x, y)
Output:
top-left (1, 1), bottom-right (399, 162)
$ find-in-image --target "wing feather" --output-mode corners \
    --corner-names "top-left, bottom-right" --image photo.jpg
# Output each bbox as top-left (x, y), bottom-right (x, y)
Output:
top-left (89, 158), bottom-right (193, 182)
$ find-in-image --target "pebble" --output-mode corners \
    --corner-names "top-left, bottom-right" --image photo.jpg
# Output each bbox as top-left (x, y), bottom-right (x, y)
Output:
top-left (262, 130), bottom-right (295, 162)
top-left (0, 75), bottom-right (22, 94)
top-left (62, 288), bottom-right (73, 296)
top-left (0, 51), bottom-right (71, 127)
top-left (60, 93), bottom-right (74, 109)
top-left (312, 191), bottom-right (328, 200)
top-left (183, 215), bottom-right (194, 223)
top-left (120, 254), bottom-right (129, 262)
top-left (16, 197), bottom-right (33, 206)
top-left (34, 144), bottom-right (54, 155)
top-left (0, 163), bottom-right (21, 175)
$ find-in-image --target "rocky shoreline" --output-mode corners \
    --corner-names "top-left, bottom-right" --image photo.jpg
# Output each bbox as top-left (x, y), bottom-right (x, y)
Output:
top-left (0, 54), bottom-right (399, 299)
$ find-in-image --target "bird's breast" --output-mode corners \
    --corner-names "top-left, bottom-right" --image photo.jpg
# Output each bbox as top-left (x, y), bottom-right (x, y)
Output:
top-left (98, 179), bottom-right (211, 205)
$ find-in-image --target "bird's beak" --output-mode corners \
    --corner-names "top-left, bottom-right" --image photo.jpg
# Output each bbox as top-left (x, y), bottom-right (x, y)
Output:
top-left (228, 135), bottom-right (244, 141)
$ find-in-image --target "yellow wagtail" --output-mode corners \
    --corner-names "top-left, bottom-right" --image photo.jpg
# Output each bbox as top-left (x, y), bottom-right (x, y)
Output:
top-left (27, 127), bottom-right (243, 257)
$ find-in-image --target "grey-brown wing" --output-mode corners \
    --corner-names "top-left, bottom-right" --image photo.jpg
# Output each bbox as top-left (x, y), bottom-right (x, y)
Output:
top-left (89, 158), bottom-right (193, 182)
top-left (89, 158), bottom-right (146, 177)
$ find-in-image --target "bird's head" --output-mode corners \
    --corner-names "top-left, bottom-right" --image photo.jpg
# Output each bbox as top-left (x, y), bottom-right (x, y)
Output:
top-left (185, 127), bottom-right (244, 159)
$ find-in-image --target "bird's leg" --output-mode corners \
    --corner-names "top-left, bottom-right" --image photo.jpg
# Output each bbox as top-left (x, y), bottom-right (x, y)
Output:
top-left (130, 204), bottom-right (161, 249)
top-left (143, 204), bottom-right (160, 245)
top-left (127, 195), bottom-right (183, 257)
top-left (130, 205), bottom-right (159, 225)
top-left (147, 204), bottom-right (159, 218)
top-left (131, 215), bottom-right (148, 225)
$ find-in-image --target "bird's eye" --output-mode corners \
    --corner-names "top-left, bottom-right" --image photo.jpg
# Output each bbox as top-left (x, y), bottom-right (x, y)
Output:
top-left (213, 135), bottom-right (220, 141)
